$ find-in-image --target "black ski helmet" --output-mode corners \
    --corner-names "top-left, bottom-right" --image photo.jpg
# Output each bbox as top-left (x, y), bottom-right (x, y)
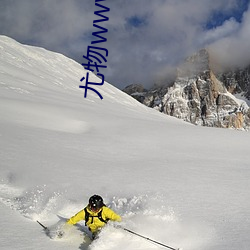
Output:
top-left (89, 195), bottom-right (104, 210)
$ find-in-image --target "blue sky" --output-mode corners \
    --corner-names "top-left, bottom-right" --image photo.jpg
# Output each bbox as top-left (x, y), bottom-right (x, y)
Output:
top-left (127, 15), bottom-right (148, 28)
top-left (206, 0), bottom-right (249, 29)
top-left (0, 0), bottom-right (249, 89)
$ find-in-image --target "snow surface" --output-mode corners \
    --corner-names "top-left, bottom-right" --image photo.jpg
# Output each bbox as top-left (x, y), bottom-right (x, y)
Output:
top-left (0, 35), bottom-right (250, 250)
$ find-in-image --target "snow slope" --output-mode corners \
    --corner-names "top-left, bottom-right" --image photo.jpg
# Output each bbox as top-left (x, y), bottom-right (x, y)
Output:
top-left (0, 35), bottom-right (250, 250)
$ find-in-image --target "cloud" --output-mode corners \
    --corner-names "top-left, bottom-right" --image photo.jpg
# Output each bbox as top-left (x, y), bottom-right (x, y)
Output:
top-left (0, 0), bottom-right (249, 89)
top-left (209, 4), bottom-right (250, 69)
top-left (0, 0), bottom-right (94, 57)
top-left (200, 18), bottom-right (240, 45)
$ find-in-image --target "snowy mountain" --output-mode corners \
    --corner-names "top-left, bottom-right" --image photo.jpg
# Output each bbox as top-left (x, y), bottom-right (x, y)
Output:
top-left (124, 49), bottom-right (250, 130)
top-left (0, 36), bottom-right (250, 250)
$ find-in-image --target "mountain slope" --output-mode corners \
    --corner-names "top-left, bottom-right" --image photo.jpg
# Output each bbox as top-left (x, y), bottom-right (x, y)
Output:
top-left (0, 36), bottom-right (250, 250)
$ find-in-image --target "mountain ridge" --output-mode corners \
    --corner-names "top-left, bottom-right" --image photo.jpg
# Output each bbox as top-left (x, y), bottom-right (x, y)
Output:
top-left (123, 49), bottom-right (250, 130)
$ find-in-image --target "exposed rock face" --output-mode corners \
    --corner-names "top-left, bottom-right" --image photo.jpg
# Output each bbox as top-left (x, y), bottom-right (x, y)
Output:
top-left (123, 49), bottom-right (250, 130)
top-left (123, 84), bottom-right (147, 103)
top-left (123, 84), bottom-right (146, 95)
top-left (217, 66), bottom-right (250, 99)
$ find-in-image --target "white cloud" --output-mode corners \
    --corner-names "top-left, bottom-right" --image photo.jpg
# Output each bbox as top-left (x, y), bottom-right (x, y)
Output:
top-left (0, 0), bottom-right (249, 88)
top-left (209, 5), bottom-right (250, 68)
top-left (201, 17), bottom-right (240, 45)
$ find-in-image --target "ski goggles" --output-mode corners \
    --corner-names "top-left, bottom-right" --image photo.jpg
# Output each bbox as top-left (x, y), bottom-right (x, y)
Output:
top-left (89, 205), bottom-right (101, 212)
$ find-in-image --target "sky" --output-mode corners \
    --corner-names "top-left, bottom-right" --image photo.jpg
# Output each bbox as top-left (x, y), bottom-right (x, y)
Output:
top-left (0, 0), bottom-right (249, 89)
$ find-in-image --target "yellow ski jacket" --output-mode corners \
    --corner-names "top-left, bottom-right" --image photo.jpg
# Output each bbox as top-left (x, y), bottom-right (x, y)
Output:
top-left (67, 206), bottom-right (121, 233)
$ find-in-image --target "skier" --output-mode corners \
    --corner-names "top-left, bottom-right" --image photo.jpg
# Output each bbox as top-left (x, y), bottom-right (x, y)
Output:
top-left (66, 194), bottom-right (121, 239)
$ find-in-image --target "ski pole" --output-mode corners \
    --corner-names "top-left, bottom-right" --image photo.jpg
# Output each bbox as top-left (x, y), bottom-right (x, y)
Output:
top-left (37, 220), bottom-right (48, 231)
top-left (122, 227), bottom-right (180, 250)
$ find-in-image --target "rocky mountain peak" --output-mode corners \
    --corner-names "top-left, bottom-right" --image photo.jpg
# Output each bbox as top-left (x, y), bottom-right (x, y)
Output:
top-left (123, 49), bottom-right (250, 130)
top-left (177, 48), bottom-right (210, 78)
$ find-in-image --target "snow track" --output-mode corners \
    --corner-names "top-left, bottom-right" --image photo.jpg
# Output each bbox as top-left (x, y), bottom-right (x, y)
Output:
top-left (0, 181), bottom-right (209, 250)
top-left (0, 181), bottom-right (65, 221)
